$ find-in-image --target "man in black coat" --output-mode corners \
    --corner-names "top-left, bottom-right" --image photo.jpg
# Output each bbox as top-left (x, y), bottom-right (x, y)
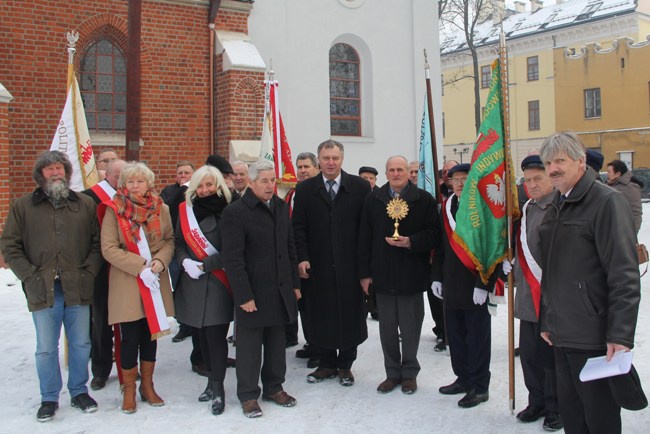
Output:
top-left (292, 140), bottom-right (371, 387)
top-left (358, 156), bottom-right (440, 395)
top-left (221, 159), bottom-right (300, 418)
top-left (82, 159), bottom-right (125, 391)
top-left (538, 132), bottom-right (640, 434)
top-left (431, 163), bottom-right (499, 409)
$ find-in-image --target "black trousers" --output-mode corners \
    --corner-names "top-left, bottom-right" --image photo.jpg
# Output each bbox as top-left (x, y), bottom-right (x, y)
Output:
top-left (317, 346), bottom-right (358, 370)
top-left (199, 324), bottom-right (229, 382)
top-left (445, 306), bottom-right (491, 394)
top-left (190, 326), bottom-right (204, 366)
top-left (90, 267), bottom-right (113, 378)
top-left (120, 318), bottom-right (157, 370)
top-left (426, 288), bottom-right (446, 342)
top-left (376, 292), bottom-right (424, 379)
top-left (554, 347), bottom-right (621, 434)
top-left (236, 324), bottom-right (286, 402)
top-left (519, 320), bottom-right (558, 411)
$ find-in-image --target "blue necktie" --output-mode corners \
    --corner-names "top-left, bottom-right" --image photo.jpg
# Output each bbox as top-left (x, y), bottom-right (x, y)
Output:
top-left (327, 179), bottom-right (336, 200)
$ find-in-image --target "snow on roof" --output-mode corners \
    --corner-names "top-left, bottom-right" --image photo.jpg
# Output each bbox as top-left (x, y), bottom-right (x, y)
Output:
top-left (440, 0), bottom-right (638, 54)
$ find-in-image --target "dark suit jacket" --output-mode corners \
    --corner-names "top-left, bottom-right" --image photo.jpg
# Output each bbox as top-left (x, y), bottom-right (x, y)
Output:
top-left (221, 189), bottom-right (299, 328)
top-left (292, 170), bottom-right (371, 349)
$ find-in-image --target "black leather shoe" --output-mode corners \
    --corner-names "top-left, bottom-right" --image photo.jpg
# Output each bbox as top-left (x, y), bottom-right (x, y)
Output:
top-left (307, 357), bottom-right (320, 368)
top-left (172, 329), bottom-right (192, 343)
top-left (543, 412), bottom-right (563, 431)
top-left (296, 344), bottom-right (313, 359)
top-left (36, 401), bottom-right (58, 422)
top-left (192, 363), bottom-right (209, 377)
top-left (90, 376), bottom-right (107, 391)
top-left (458, 391), bottom-right (489, 408)
top-left (286, 340), bottom-right (299, 348)
top-left (516, 405), bottom-right (546, 422)
top-left (439, 380), bottom-right (467, 395)
top-left (434, 341), bottom-right (447, 352)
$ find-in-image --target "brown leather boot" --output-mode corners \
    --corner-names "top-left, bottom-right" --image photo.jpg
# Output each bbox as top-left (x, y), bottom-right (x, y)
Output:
top-left (139, 361), bottom-right (165, 406)
top-left (121, 367), bottom-right (138, 414)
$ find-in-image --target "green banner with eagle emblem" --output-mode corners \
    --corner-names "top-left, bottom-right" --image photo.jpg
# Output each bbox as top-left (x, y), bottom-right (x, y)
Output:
top-left (453, 60), bottom-right (519, 284)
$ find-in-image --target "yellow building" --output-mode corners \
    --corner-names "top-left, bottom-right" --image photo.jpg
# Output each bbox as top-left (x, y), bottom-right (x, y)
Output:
top-left (554, 37), bottom-right (650, 169)
top-left (440, 0), bottom-right (650, 175)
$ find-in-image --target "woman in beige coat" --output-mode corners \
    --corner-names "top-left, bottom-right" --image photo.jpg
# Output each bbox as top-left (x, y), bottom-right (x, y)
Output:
top-left (101, 162), bottom-right (175, 414)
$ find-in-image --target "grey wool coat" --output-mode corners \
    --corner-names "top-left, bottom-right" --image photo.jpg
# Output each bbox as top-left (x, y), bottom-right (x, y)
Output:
top-left (174, 206), bottom-right (234, 328)
top-left (220, 189), bottom-right (300, 328)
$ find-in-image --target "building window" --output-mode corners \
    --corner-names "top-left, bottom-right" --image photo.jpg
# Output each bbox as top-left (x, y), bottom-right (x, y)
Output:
top-left (80, 39), bottom-right (127, 132)
top-left (481, 65), bottom-right (491, 89)
top-left (584, 88), bottom-right (601, 118)
top-left (528, 100), bottom-right (540, 130)
top-left (329, 43), bottom-right (361, 136)
top-left (527, 56), bottom-right (539, 81)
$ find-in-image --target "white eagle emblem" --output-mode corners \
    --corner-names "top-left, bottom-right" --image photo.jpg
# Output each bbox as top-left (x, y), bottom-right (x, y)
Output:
top-left (486, 173), bottom-right (506, 206)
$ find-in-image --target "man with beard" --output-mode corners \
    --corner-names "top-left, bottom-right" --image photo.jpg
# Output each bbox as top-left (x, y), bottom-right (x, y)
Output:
top-left (82, 159), bottom-right (126, 391)
top-left (1, 151), bottom-right (103, 422)
top-left (292, 140), bottom-right (371, 387)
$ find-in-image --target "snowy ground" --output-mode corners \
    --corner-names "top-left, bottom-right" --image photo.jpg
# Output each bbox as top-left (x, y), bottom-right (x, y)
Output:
top-left (1, 204), bottom-right (649, 433)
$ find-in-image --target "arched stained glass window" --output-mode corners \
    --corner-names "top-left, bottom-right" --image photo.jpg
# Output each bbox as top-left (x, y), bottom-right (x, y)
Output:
top-left (329, 43), bottom-right (361, 136)
top-left (80, 39), bottom-right (127, 132)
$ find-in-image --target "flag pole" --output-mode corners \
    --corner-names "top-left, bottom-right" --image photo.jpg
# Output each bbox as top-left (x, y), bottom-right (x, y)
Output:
top-left (424, 49), bottom-right (442, 204)
top-left (499, 30), bottom-right (516, 414)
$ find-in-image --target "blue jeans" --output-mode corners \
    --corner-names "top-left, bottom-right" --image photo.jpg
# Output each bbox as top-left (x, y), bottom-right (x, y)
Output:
top-left (31, 280), bottom-right (91, 402)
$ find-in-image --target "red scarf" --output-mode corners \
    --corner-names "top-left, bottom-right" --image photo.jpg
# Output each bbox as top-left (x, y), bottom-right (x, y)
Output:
top-left (112, 188), bottom-right (163, 243)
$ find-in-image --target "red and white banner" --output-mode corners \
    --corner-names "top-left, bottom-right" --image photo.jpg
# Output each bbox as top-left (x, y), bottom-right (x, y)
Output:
top-left (50, 72), bottom-right (98, 191)
top-left (178, 201), bottom-right (233, 297)
top-left (260, 80), bottom-right (297, 184)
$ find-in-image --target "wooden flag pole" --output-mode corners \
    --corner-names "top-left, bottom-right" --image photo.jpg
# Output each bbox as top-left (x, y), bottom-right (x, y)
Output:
top-left (499, 31), bottom-right (516, 414)
top-left (424, 49), bottom-right (442, 204)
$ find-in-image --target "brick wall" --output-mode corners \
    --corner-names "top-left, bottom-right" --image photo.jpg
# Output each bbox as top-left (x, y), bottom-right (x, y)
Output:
top-left (0, 97), bottom-right (10, 233)
top-left (1, 1), bottom-right (260, 204)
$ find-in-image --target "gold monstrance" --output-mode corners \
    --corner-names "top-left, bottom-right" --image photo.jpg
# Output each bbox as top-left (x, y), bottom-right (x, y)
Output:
top-left (386, 197), bottom-right (409, 240)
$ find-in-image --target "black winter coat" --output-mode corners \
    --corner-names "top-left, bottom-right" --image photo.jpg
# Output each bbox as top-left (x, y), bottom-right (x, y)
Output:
top-left (358, 182), bottom-right (440, 295)
top-left (292, 171), bottom-right (371, 349)
top-left (539, 169), bottom-right (640, 350)
top-left (220, 190), bottom-right (299, 328)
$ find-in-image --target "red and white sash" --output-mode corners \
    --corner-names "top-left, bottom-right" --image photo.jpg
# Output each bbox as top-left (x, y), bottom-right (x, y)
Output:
top-left (92, 180), bottom-right (116, 224)
top-left (98, 201), bottom-right (171, 340)
top-left (516, 198), bottom-right (542, 318)
top-left (178, 201), bottom-right (232, 297)
top-left (443, 195), bottom-right (478, 274)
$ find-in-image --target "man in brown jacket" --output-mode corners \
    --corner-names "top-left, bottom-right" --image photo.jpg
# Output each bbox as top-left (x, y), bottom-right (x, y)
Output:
top-left (0, 151), bottom-right (103, 422)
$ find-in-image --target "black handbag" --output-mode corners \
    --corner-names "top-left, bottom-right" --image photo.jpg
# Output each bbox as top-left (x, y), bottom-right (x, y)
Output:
top-left (609, 365), bottom-right (648, 411)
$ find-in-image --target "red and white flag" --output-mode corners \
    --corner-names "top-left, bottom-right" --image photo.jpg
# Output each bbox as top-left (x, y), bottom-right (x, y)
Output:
top-left (260, 80), bottom-right (297, 184)
top-left (51, 71), bottom-right (98, 191)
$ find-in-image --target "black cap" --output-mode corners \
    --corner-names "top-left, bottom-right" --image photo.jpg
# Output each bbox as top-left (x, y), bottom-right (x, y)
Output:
top-left (206, 154), bottom-right (234, 174)
top-left (586, 149), bottom-right (604, 173)
top-left (358, 166), bottom-right (378, 176)
top-left (447, 163), bottom-right (470, 177)
top-left (521, 155), bottom-right (545, 171)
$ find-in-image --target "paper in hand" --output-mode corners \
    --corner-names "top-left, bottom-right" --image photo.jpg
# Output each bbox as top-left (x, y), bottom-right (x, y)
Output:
top-left (579, 350), bottom-right (633, 382)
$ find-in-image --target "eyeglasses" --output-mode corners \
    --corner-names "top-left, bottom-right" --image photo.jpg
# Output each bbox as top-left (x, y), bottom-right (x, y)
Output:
top-left (99, 158), bottom-right (117, 163)
top-left (451, 177), bottom-right (468, 185)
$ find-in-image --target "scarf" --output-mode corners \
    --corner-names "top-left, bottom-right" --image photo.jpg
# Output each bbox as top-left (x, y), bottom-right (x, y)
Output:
top-left (192, 193), bottom-right (229, 223)
top-left (113, 187), bottom-right (163, 243)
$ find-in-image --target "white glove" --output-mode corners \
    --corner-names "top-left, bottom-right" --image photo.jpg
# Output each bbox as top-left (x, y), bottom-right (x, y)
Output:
top-left (473, 288), bottom-right (488, 305)
top-left (502, 258), bottom-right (513, 275)
top-left (139, 267), bottom-right (160, 292)
top-left (431, 281), bottom-right (443, 299)
top-left (182, 258), bottom-right (205, 280)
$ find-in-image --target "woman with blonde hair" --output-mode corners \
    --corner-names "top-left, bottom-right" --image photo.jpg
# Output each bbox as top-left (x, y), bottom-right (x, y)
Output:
top-left (100, 162), bottom-right (175, 414)
top-left (174, 165), bottom-right (234, 415)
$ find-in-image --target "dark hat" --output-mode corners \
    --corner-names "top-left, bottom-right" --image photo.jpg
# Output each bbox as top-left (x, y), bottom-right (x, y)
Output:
top-left (586, 149), bottom-right (604, 173)
top-left (447, 163), bottom-right (470, 177)
top-left (205, 154), bottom-right (234, 174)
top-left (358, 166), bottom-right (378, 176)
top-left (521, 155), bottom-right (545, 171)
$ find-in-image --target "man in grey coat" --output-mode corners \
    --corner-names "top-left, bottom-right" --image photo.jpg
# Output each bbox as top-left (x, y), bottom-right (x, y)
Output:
top-left (538, 132), bottom-right (640, 434)
top-left (606, 159), bottom-right (643, 235)
top-left (1, 151), bottom-right (103, 422)
top-left (221, 159), bottom-right (300, 418)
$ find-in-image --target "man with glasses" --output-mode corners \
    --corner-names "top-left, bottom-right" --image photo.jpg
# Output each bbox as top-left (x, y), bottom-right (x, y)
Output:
top-left (431, 163), bottom-right (498, 409)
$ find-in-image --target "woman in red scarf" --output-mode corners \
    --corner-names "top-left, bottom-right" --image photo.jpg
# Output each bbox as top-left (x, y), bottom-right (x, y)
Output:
top-left (174, 165), bottom-right (234, 415)
top-left (101, 162), bottom-right (175, 414)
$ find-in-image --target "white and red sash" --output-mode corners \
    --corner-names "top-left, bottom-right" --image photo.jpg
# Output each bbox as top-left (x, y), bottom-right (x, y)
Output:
top-left (92, 180), bottom-right (116, 224)
top-left (98, 201), bottom-right (171, 340)
top-left (178, 201), bottom-right (232, 297)
top-left (443, 195), bottom-right (478, 274)
top-left (516, 198), bottom-right (542, 318)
